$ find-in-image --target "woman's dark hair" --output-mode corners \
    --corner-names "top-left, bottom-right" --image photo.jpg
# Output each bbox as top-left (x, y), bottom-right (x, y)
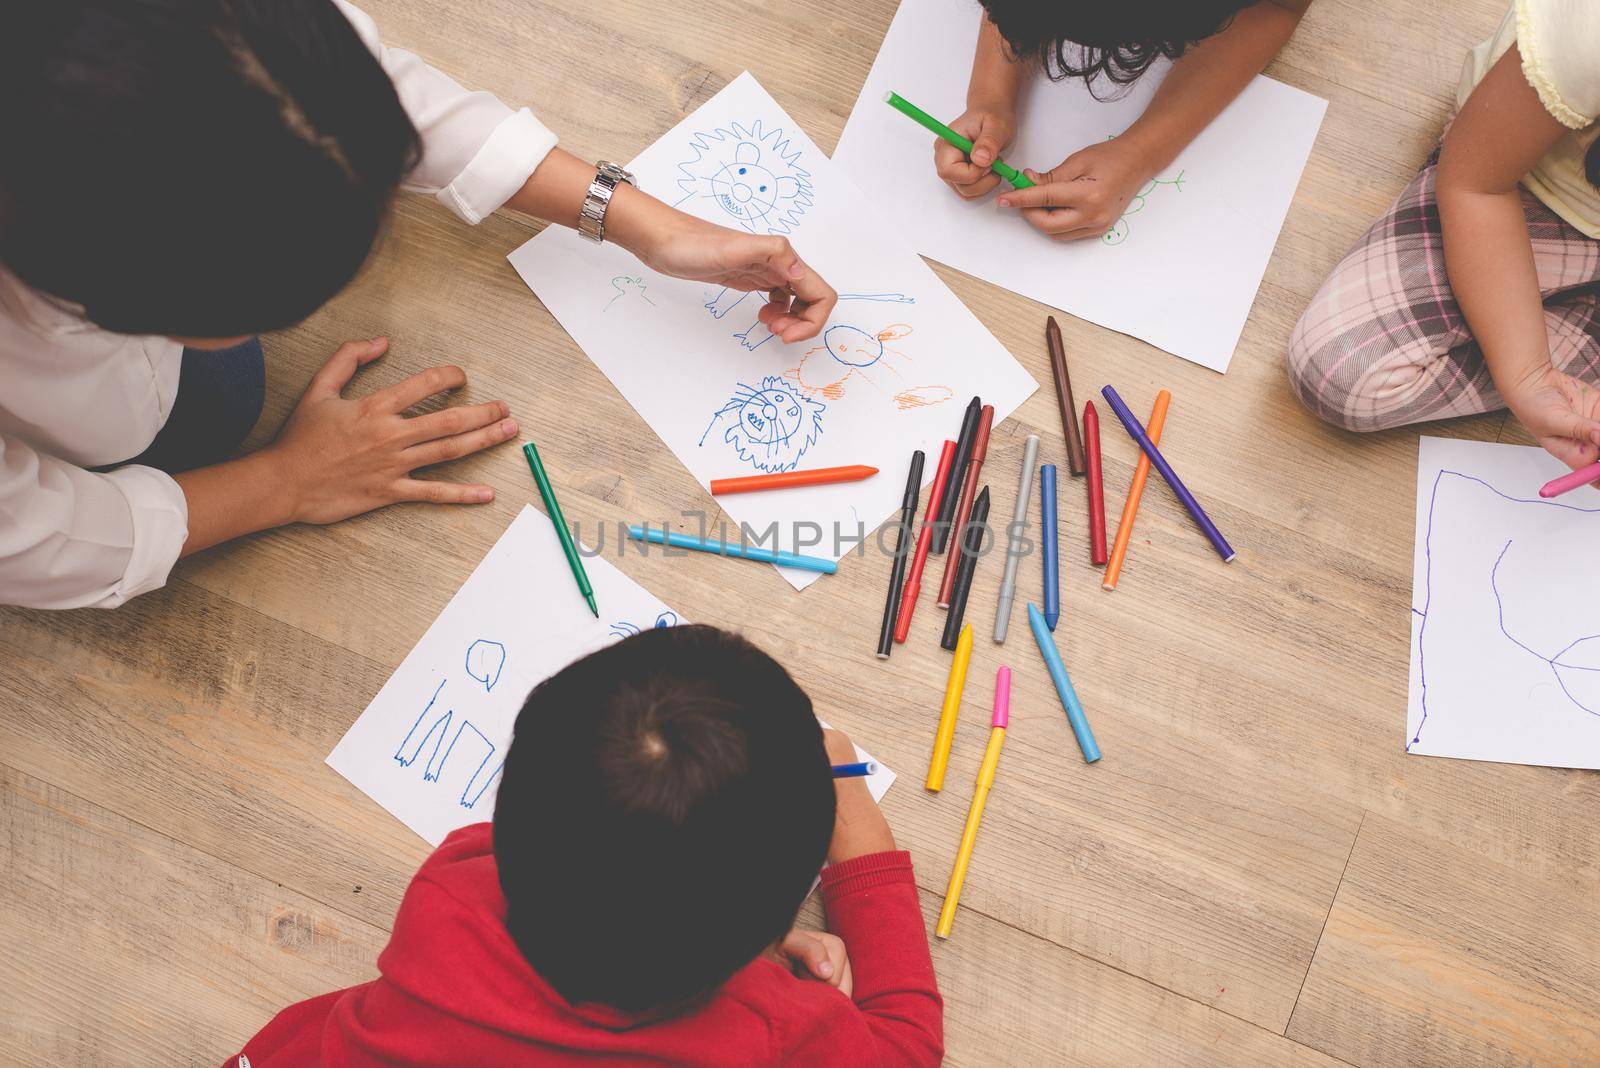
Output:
top-left (978, 1), bottom-right (1256, 89)
top-left (494, 625), bottom-right (837, 1014)
top-left (0, 0), bottom-right (420, 338)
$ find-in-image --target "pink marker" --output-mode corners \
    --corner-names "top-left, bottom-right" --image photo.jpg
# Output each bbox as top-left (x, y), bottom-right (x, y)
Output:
top-left (1539, 461), bottom-right (1600, 499)
top-left (992, 665), bottom-right (1011, 729)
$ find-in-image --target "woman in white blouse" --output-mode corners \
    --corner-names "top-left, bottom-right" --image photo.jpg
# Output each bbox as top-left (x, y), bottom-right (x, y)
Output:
top-left (0, 0), bottom-right (836, 610)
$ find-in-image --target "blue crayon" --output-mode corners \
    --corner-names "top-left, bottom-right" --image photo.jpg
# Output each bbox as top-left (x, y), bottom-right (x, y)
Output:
top-left (831, 761), bottom-right (878, 778)
top-left (1040, 464), bottom-right (1059, 630)
top-left (1028, 603), bottom-right (1100, 763)
top-left (627, 525), bottom-right (837, 574)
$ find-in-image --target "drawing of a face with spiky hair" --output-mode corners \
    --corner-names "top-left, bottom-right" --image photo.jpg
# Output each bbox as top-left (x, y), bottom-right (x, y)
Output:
top-left (699, 376), bottom-right (825, 473)
top-left (674, 120), bottom-right (814, 236)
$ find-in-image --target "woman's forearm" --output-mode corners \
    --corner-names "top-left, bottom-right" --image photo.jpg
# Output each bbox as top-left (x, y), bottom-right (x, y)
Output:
top-left (174, 450), bottom-right (298, 556)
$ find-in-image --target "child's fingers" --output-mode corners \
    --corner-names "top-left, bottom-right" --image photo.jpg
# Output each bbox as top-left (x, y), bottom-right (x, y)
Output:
top-left (780, 931), bottom-right (835, 980)
top-left (309, 337), bottom-right (388, 397)
top-left (996, 180), bottom-right (1079, 211)
top-left (1019, 206), bottom-right (1092, 237)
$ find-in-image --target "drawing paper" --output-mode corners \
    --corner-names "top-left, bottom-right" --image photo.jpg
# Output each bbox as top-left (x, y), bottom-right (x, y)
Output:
top-left (832, 0), bottom-right (1328, 372)
top-left (328, 505), bottom-right (894, 846)
top-left (1409, 437), bottom-right (1600, 769)
top-left (508, 72), bottom-right (1037, 590)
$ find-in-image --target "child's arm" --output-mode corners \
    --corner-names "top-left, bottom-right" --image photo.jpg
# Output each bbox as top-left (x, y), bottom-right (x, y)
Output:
top-left (1436, 46), bottom-right (1600, 470)
top-left (815, 730), bottom-right (943, 1066)
top-left (998, 1), bottom-right (1310, 240)
top-left (933, 19), bottom-right (1027, 200)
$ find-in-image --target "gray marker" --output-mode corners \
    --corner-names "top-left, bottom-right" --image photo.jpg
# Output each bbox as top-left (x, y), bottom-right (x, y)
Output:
top-left (992, 434), bottom-right (1040, 643)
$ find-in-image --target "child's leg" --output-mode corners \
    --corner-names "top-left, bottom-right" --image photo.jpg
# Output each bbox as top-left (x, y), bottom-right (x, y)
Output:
top-left (1287, 152), bottom-right (1600, 432)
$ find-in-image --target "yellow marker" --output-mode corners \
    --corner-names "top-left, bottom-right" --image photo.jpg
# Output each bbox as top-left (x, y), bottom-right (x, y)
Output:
top-left (925, 623), bottom-right (973, 791)
top-left (937, 666), bottom-right (1010, 939)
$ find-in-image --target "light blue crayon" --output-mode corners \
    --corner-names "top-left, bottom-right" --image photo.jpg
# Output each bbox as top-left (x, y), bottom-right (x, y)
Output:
top-left (1028, 603), bottom-right (1100, 763)
top-left (627, 524), bottom-right (837, 574)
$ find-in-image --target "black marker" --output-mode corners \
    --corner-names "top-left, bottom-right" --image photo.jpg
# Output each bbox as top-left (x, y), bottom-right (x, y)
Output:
top-left (876, 449), bottom-right (926, 659)
top-left (941, 486), bottom-right (991, 651)
top-left (932, 396), bottom-right (982, 555)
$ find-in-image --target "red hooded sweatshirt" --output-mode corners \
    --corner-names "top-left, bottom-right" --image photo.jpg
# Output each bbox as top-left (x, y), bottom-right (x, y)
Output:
top-left (230, 824), bottom-right (943, 1066)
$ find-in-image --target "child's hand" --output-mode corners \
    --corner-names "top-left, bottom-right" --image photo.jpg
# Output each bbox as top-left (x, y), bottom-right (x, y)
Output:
top-left (1505, 363), bottom-right (1600, 474)
top-left (821, 728), bottom-right (896, 864)
top-left (933, 104), bottom-right (1018, 200)
top-left (776, 929), bottom-right (854, 999)
top-left (997, 137), bottom-right (1157, 242)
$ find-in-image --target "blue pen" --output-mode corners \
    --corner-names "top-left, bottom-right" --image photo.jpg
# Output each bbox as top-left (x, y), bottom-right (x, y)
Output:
top-left (1028, 603), bottom-right (1100, 763)
top-left (1040, 464), bottom-right (1059, 631)
top-left (832, 761), bottom-right (878, 778)
top-left (626, 524), bottom-right (838, 574)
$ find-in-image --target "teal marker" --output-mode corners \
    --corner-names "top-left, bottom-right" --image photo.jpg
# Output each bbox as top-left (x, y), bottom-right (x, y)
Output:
top-left (884, 90), bottom-right (1035, 190)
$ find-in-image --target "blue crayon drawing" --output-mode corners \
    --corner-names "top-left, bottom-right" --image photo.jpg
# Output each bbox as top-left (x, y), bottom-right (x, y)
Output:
top-left (1411, 469), bottom-right (1600, 752)
top-left (674, 120), bottom-right (813, 235)
top-left (605, 274), bottom-right (657, 312)
top-left (609, 610), bottom-right (681, 640)
top-left (703, 289), bottom-right (918, 353)
top-left (394, 651), bottom-right (507, 809)
top-left (465, 639), bottom-right (506, 692)
top-left (699, 376), bottom-right (825, 473)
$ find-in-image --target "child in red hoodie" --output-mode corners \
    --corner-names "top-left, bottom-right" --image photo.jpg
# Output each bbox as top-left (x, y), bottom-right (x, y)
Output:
top-left (231, 624), bottom-right (943, 1066)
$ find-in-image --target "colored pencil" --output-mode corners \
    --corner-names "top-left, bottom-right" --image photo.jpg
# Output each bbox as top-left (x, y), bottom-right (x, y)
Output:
top-left (1046, 317), bottom-right (1086, 476)
top-left (926, 622), bottom-right (973, 792)
top-left (711, 464), bottom-right (878, 496)
top-left (626, 525), bottom-right (837, 574)
top-left (1105, 391), bottom-right (1171, 590)
top-left (993, 435), bottom-right (1040, 643)
top-left (876, 451), bottom-right (925, 658)
top-left (1101, 385), bottom-right (1236, 563)
top-left (1084, 401), bottom-right (1107, 565)
top-left (941, 487), bottom-right (991, 651)
top-left (832, 761), bottom-right (879, 778)
top-left (933, 398), bottom-right (982, 555)
top-left (936, 665), bottom-right (1010, 940)
top-left (938, 405), bottom-right (994, 607)
top-left (522, 441), bottom-right (597, 617)
top-left (894, 440), bottom-right (958, 643)
top-left (1028, 603), bottom-right (1100, 763)
top-left (1540, 460), bottom-right (1600, 498)
top-left (883, 91), bottom-right (1035, 190)
top-left (1041, 464), bottom-right (1060, 630)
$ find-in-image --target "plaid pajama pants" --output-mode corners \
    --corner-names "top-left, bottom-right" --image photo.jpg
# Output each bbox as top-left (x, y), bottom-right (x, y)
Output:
top-left (1287, 150), bottom-right (1600, 431)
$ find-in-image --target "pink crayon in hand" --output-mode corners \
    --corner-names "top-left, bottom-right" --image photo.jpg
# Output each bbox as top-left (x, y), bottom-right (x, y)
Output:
top-left (1539, 461), bottom-right (1600, 499)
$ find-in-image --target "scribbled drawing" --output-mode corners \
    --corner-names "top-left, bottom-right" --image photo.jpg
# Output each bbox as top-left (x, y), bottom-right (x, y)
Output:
top-left (1101, 170), bottom-right (1185, 247)
top-left (609, 610), bottom-right (681, 640)
top-left (699, 375), bottom-right (825, 473)
top-left (605, 274), bottom-right (657, 312)
top-left (464, 639), bottom-right (506, 693)
top-left (1410, 469), bottom-right (1600, 751)
top-left (787, 322), bottom-right (952, 410)
top-left (674, 120), bottom-right (814, 235)
top-left (392, 676), bottom-right (503, 809)
top-left (703, 289), bottom-right (918, 353)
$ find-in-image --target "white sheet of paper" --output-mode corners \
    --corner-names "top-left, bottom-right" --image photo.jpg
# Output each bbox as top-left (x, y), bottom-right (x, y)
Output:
top-left (328, 506), bottom-right (894, 845)
top-left (1408, 437), bottom-right (1600, 769)
top-left (831, 0), bottom-right (1328, 372)
top-left (508, 72), bottom-right (1036, 590)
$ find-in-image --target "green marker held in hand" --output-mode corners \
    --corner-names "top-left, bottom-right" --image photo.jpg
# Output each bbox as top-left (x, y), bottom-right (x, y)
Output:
top-left (884, 90), bottom-right (1035, 190)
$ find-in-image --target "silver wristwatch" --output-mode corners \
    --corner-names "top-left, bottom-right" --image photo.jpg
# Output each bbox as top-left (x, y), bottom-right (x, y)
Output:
top-left (577, 161), bottom-right (636, 243)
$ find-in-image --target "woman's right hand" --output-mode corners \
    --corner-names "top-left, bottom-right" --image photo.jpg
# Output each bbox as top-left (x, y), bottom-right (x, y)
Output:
top-left (933, 103), bottom-right (1019, 200)
top-left (1504, 362), bottom-right (1600, 472)
top-left (266, 337), bottom-right (518, 524)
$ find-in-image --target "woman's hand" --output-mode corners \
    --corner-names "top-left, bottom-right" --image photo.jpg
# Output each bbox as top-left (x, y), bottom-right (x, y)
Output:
top-left (1504, 363), bottom-right (1600, 472)
top-left (998, 137), bottom-right (1157, 242)
top-left (933, 104), bottom-right (1019, 200)
top-left (774, 929), bottom-right (854, 999)
top-left (265, 337), bottom-right (518, 524)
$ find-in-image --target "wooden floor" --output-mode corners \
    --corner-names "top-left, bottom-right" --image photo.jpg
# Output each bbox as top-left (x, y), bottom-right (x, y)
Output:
top-left (5, 1), bottom-right (1599, 1064)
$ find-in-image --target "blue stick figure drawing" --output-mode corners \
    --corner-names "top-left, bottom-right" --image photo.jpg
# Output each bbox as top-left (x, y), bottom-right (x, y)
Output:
top-left (699, 376), bottom-right (826, 473)
top-left (674, 120), bottom-right (813, 236)
top-left (464, 639), bottom-right (506, 693)
top-left (609, 610), bottom-right (681, 640)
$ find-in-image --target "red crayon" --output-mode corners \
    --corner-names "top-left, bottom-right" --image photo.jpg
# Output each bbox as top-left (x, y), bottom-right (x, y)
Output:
top-left (937, 405), bottom-right (994, 608)
top-left (895, 440), bottom-right (958, 644)
top-left (1085, 401), bottom-right (1107, 565)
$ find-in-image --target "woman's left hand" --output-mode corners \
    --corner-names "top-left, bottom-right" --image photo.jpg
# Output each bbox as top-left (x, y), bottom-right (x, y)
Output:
top-left (997, 137), bottom-right (1157, 242)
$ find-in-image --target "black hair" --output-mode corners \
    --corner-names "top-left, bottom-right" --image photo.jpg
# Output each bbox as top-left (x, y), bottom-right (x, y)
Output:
top-left (493, 625), bottom-right (836, 1013)
top-left (0, 0), bottom-right (421, 338)
top-left (978, 1), bottom-right (1255, 89)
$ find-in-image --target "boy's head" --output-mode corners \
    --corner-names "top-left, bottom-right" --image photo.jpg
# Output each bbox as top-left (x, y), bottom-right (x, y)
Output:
top-left (494, 625), bottom-right (837, 1013)
top-left (0, 0), bottom-right (419, 339)
top-left (978, 1), bottom-right (1256, 88)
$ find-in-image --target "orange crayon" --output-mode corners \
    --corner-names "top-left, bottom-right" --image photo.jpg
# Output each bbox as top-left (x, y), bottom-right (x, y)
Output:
top-left (1103, 391), bottom-right (1172, 591)
top-left (711, 464), bottom-right (878, 496)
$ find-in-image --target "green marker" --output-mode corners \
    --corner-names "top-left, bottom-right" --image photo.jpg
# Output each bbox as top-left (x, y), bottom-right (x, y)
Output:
top-left (884, 90), bottom-right (1035, 189)
top-left (522, 440), bottom-right (598, 617)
